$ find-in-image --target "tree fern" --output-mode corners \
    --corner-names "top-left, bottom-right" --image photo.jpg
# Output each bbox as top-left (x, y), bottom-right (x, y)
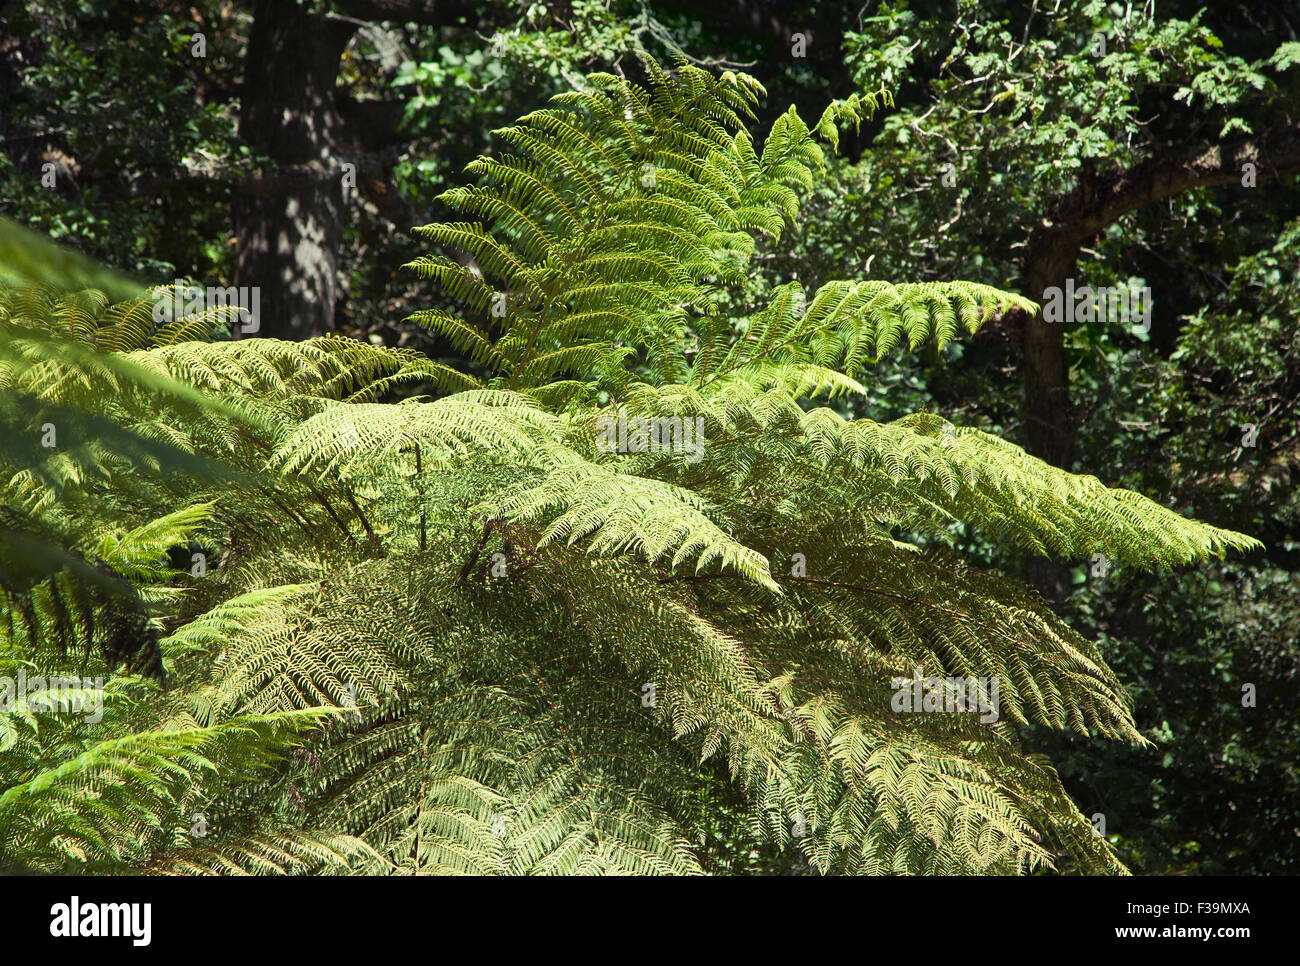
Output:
top-left (0, 59), bottom-right (1260, 875)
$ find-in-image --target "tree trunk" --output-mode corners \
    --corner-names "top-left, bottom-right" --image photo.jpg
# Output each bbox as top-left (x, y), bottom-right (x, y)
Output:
top-left (1015, 227), bottom-right (1084, 603)
top-left (232, 0), bottom-right (354, 339)
top-left (1018, 231), bottom-right (1082, 471)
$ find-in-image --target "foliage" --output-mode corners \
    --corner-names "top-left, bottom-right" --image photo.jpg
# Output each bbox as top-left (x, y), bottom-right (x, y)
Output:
top-left (0, 59), bottom-right (1261, 874)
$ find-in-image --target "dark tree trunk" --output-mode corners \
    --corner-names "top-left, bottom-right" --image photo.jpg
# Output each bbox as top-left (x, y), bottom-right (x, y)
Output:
top-left (229, 0), bottom-right (489, 340)
top-left (233, 1), bottom-right (354, 340)
top-left (1017, 231), bottom-right (1083, 472)
top-left (1015, 230), bottom-right (1084, 603)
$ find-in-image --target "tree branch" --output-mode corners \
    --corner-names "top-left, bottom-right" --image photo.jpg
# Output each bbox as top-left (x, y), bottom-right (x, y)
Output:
top-left (329, 0), bottom-right (481, 27)
top-left (1054, 124), bottom-right (1300, 241)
